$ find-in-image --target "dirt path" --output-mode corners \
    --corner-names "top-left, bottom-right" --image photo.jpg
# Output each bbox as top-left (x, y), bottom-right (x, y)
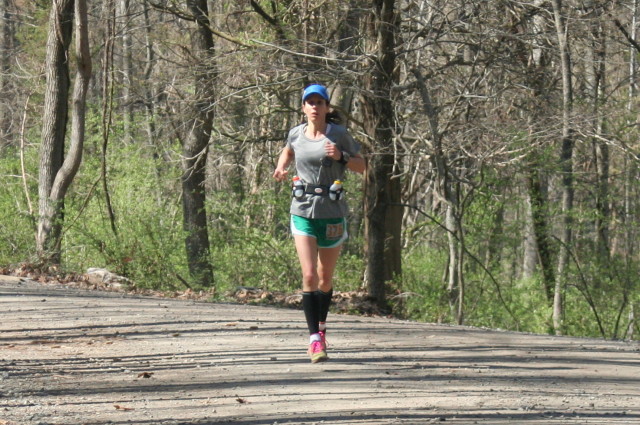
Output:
top-left (1, 275), bottom-right (639, 425)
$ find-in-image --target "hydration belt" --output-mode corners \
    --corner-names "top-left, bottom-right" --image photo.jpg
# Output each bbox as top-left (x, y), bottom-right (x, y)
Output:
top-left (304, 184), bottom-right (330, 196)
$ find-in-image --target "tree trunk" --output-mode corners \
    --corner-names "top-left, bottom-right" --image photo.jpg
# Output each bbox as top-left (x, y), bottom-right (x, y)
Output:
top-left (519, 2), bottom-right (556, 301)
top-left (0, 0), bottom-right (14, 150)
top-left (551, 0), bottom-right (574, 336)
top-left (119, 0), bottom-right (133, 144)
top-left (585, 13), bottom-right (610, 261)
top-left (384, 176), bottom-right (403, 282)
top-left (445, 201), bottom-right (461, 322)
top-left (362, 0), bottom-right (398, 309)
top-left (142, 2), bottom-right (158, 155)
top-left (54, 0), bottom-right (91, 200)
top-left (522, 189), bottom-right (538, 280)
top-left (332, 1), bottom-right (365, 252)
top-left (411, 67), bottom-right (464, 322)
top-left (331, 0), bottom-right (363, 119)
top-left (37, 0), bottom-right (75, 263)
top-left (525, 163), bottom-right (555, 302)
top-left (621, 0), bottom-right (639, 342)
top-left (631, 0), bottom-right (639, 101)
top-left (624, 0), bottom-right (639, 260)
top-left (181, 0), bottom-right (215, 287)
top-left (97, 0), bottom-right (119, 240)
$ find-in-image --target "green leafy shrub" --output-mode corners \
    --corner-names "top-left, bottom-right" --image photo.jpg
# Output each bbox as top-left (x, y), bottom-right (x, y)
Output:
top-left (0, 148), bottom-right (37, 266)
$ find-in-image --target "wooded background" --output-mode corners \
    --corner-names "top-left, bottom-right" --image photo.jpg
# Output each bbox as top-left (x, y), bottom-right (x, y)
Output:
top-left (1, 0), bottom-right (638, 339)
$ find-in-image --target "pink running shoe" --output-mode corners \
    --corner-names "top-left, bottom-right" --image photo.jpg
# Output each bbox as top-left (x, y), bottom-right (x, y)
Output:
top-left (308, 340), bottom-right (328, 363)
top-left (319, 331), bottom-right (328, 349)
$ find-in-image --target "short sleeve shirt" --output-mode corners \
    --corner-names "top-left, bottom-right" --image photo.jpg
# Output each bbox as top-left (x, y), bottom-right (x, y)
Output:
top-left (286, 123), bottom-right (361, 219)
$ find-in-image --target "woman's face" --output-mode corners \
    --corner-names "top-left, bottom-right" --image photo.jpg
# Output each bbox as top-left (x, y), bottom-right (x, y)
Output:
top-left (302, 94), bottom-right (329, 123)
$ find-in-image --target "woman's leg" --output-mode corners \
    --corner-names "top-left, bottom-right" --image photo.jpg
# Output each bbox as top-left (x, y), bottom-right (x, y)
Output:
top-left (317, 245), bottom-right (341, 292)
top-left (294, 234), bottom-right (330, 363)
top-left (295, 240), bottom-right (341, 329)
top-left (294, 234), bottom-right (319, 292)
top-left (316, 245), bottom-right (341, 337)
top-left (294, 234), bottom-right (321, 336)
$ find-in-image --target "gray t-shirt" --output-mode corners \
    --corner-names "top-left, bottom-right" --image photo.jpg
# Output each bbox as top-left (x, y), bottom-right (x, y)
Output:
top-left (286, 123), bottom-right (361, 219)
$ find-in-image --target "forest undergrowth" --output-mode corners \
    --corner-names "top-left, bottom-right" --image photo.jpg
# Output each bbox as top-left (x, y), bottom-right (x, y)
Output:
top-left (1, 143), bottom-right (638, 341)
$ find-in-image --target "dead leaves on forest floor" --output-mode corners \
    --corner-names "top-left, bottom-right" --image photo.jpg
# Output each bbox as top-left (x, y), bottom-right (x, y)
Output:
top-left (2, 265), bottom-right (388, 317)
top-left (229, 286), bottom-right (387, 316)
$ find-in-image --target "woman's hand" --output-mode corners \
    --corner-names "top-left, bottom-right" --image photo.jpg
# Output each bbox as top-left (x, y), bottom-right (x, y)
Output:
top-left (324, 141), bottom-right (341, 161)
top-left (273, 168), bottom-right (288, 182)
top-left (273, 146), bottom-right (295, 182)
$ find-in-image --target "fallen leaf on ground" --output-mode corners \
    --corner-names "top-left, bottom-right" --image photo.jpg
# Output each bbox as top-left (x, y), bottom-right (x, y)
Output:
top-left (114, 405), bottom-right (134, 411)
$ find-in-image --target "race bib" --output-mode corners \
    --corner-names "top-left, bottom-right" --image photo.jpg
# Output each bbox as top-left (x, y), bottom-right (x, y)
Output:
top-left (326, 222), bottom-right (344, 240)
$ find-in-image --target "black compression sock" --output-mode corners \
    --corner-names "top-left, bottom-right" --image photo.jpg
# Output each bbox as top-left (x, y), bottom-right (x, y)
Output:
top-left (302, 291), bottom-right (320, 335)
top-left (316, 288), bottom-right (333, 325)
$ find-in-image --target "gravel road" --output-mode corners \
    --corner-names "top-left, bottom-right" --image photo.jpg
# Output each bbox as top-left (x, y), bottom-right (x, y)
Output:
top-left (1, 275), bottom-right (639, 425)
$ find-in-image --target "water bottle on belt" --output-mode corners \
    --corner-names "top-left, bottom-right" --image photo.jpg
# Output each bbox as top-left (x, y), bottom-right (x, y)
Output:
top-left (292, 176), bottom-right (305, 199)
top-left (329, 180), bottom-right (343, 201)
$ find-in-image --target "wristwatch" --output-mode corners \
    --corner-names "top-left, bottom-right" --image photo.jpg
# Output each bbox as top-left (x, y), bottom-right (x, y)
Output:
top-left (338, 150), bottom-right (350, 165)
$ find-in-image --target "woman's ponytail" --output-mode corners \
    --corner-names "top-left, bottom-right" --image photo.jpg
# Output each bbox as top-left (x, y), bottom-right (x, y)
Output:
top-left (326, 110), bottom-right (342, 125)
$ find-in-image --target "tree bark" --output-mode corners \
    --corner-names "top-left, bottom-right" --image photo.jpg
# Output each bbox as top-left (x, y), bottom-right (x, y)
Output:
top-left (624, 0), bottom-right (639, 261)
top-left (525, 165), bottom-right (555, 302)
top-left (331, 1), bottom-right (365, 251)
top-left (36, 0), bottom-right (76, 263)
top-left (585, 11), bottom-right (610, 261)
top-left (119, 0), bottom-right (133, 144)
top-left (141, 2), bottom-right (158, 155)
top-left (522, 193), bottom-right (538, 280)
top-left (411, 67), bottom-right (463, 323)
top-left (181, 0), bottom-right (215, 287)
top-left (53, 0), bottom-right (91, 201)
top-left (0, 0), bottom-right (14, 150)
top-left (631, 0), bottom-right (639, 100)
top-left (520, 1), bottom-right (555, 301)
top-left (101, 0), bottom-right (118, 238)
top-left (362, 0), bottom-right (398, 309)
top-left (445, 200), bottom-right (462, 323)
top-left (551, 0), bottom-right (574, 336)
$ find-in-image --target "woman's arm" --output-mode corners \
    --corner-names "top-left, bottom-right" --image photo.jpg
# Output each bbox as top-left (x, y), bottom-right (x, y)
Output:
top-left (324, 141), bottom-right (366, 174)
top-left (273, 146), bottom-right (295, 182)
top-left (345, 154), bottom-right (366, 174)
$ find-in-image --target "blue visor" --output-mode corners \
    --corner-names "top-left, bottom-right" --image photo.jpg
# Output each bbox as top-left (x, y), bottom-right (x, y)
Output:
top-left (302, 84), bottom-right (330, 102)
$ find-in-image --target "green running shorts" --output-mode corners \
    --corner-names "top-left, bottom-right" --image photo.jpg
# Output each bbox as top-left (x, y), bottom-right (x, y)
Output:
top-left (291, 215), bottom-right (348, 248)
